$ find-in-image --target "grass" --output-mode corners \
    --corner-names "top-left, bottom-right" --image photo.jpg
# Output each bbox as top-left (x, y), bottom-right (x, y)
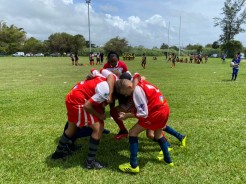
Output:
top-left (0, 56), bottom-right (246, 183)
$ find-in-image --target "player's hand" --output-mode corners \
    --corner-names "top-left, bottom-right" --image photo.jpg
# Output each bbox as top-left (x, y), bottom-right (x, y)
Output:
top-left (118, 112), bottom-right (128, 120)
top-left (107, 93), bottom-right (113, 103)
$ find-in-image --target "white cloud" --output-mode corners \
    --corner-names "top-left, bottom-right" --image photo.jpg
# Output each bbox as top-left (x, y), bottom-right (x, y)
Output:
top-left (62, 0), bottom-right (73, 5)
top-left (0, 0), bottom-right (245, 48)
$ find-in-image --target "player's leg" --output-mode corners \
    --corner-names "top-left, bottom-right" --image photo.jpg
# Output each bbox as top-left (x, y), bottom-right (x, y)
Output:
top-left (85, 122), bottom-right (106, 169)
top-left (51, 121), bottom-right (77, 159)
top-left (119, 123), bottom-right (145, 173)
top-left (154, 129), bottom-right (174, 166)
top-left (232, 68), bottom-right (235, 80)
top-left (163, 125), bottom-right (186, 147)
top-left (234, 69), bottom-right (239, 80)
top-left (110, 105), bottom-right (128, 140)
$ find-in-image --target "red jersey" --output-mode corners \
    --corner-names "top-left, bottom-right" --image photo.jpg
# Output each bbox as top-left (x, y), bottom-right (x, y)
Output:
top-left (133, 79), bottom-right (169, 130)
top-left (65, 76), bottom-right (109, 126)
top-left (66, 76), bottom-right (109, 106)
top-left (103, 60), bottom-right (128, 75)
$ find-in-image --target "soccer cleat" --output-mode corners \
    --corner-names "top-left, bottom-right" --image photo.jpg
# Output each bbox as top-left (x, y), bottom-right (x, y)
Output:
top-left (85, 160), bottom-right (106, 169)
top-left (103, 128), bottom-right (110, 134)
top-left (119, 163), bottom-right (140, 173)
top-left (164, 161), bottom-right (174, 167)
top-left (157, 147), bottom-right (173, 161)
top-left (114, 130), bottom-right (128, 140)
top-left (180, 135), bottom-right (187, 148)
top-left (51, 144), bottom-right (72, 159)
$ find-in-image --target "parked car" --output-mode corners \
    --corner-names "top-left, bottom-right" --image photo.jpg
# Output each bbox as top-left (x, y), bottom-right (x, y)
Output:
top-left (210, 53), bottom-right (218, 58)
top-left (34, 53), bottom-right (44, 57)
top-left (25, 53), bottom-right (33, 57)
top-left (50, 53), bottom-right (61, 57)
top-left (12, 52), bottom-right (25, 57)
top-left (240, 53), bottom-right (245, 59)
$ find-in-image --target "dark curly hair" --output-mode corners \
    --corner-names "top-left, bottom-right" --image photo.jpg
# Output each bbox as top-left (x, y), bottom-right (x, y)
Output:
top-left (107, 51), bottom-right (119, 60)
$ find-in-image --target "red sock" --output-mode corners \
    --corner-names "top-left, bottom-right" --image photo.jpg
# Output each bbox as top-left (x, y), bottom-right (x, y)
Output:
top-left (110, 108), bottom-right (127, 131)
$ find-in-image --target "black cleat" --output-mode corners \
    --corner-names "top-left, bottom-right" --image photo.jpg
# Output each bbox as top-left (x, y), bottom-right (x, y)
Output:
top-left (51, 144), bottom-right (73, 159)
top-left (85, 160), bottom-right (107, 169)
top-left (69, 143), bottom-right (82, 152)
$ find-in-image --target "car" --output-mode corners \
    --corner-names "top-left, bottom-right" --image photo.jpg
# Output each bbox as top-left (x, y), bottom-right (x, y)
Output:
top-left (240, 53), bottom-right (245, 59)
top-left (34, 53), bottom-right (44, 57)
top-left (25, 53), bottom-right (33, 57)
top-left (12, 52), bottom-right (25, 57)
top-left (210, 53), bottom-right (218, 58)
top-left (50, 53), bottom-right (61, 57)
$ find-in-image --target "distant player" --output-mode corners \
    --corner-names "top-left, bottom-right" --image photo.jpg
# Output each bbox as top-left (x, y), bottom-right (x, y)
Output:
top-left (231, 53), bottom-right (241, 81)
top-left (103, 51), bottom-right (132, 140)
top-left (141, 53), bottom-right (147, 69)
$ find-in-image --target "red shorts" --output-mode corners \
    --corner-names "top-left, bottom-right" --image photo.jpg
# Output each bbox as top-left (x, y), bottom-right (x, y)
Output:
top-left (138, 105), bottom-right (170, 131)
top-left (66, 101), bottom-right (103, 127)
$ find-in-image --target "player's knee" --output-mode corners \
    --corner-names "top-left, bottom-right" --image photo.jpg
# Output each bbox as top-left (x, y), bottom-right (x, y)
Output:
top-left (146, 131), bottom-right (154, 139)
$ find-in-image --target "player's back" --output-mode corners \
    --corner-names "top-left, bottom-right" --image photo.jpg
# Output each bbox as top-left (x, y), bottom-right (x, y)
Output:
top-left (67, 77), bottom-right (107, 104)
top-left (137, 80), bottom-right (167, 111)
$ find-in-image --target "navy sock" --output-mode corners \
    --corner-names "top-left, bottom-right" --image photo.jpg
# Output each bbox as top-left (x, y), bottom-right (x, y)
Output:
top-left (157, 137), bottom-right (172, 163)
top-left (129, 136), bottom-right (138, 168)
top-left (164, 126), bottom-right (183, 141)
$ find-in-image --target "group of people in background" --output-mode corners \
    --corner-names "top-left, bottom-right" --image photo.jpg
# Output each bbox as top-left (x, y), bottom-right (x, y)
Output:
top-left (70, 51), bottom-right (104, 66)
top-left (51, 51), bottom-right (187, 173)
top-left (89, 52), bottom-right (104, 66)
top-left (167, 53), bottom-right (209, 67)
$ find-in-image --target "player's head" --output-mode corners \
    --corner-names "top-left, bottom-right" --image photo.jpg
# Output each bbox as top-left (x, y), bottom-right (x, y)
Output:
top-left (119, 72), bottom-right (132, 80)
top-left (108, 51), bottom-right (119, 67)
top-left (115, 79), bottom-right (133, 96)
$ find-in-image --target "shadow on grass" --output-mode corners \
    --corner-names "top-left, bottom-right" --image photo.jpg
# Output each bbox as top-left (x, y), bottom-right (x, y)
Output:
top-left (45, 133), bottom-right (161, 172)
top-left (221, 79), bottom-right (233, 82)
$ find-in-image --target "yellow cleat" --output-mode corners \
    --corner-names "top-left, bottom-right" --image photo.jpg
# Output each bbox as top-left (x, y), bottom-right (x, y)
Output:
top-left (157, 147), bottom-right (173, 160)
top-left (157, 155), bottom-right (164, 161)
top-left (165, 162), bottom-right (174, 167)
top-left (180, 135), bottom-right (187, 148)
top-left (119, 163), bottom-right (140, 173)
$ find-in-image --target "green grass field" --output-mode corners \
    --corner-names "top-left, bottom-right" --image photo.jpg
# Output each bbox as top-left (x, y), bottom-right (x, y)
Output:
top-left (1, 56), bottom-right (246, 183)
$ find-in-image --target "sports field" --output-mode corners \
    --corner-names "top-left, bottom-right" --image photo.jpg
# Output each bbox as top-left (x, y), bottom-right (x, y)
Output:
top-left (0, 56), bottom-right (246, 183)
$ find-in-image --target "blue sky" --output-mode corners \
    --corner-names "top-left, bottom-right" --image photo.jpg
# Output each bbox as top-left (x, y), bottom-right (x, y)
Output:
top-left (0, 0), bottom-right (245, 48)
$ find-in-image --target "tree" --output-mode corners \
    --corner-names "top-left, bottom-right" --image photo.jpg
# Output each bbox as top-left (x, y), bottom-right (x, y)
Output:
top-left (160, 43), bottom-right (169, 49)
top-left (0, 21), bottom-right (26, 54)
top-left (185, 44), bottom-right (203, 53)
top-left (72, 34), bottom-right (86, 53)
top-left (205, 44), bottom-right (212, 48)
top-left (214, 0), bottom-right (246, 44)
top-left (23, 37), bottom-right (43, 54)
top-left (169, 46), bottom-right (179, 51)
top-left (212, 41), bottom-right (220, 49)
top-left (103, 36), bottom-right (129, 55)
top-left (220, 40), bottom-right (243, 57)
top-left (47, 33), bottom-right (86, 54)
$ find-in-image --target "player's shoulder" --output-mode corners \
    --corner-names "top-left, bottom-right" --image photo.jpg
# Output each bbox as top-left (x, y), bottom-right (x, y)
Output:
top-left (118, 60), bottom-right (127, 64)
top-left (103, 62), bottom-right (110, 68)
